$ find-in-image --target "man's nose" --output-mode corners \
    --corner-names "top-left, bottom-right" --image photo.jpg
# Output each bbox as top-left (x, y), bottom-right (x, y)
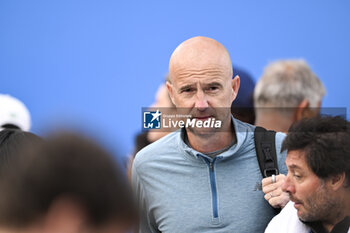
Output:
top-left (194, 90), bottom-right (208, 110)
top-left (282, 174), bottom-right (295, 194)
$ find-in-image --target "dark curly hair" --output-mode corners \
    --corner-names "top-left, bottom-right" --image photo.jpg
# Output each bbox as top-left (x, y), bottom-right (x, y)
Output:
top-left (282, 116), bottom-right (350, 187)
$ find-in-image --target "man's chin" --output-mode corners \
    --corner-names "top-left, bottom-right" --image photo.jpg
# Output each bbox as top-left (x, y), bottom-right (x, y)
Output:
top-left (193, 116), bottom-right (212, 121)
top-left (297, 211), bottom-right (308, 222)
top-left (292, 201), bottom-right (307, 220)
top-left (187, 127), bottom-right (217, 136)
top-left (296, 208), bottom-right (313, 222)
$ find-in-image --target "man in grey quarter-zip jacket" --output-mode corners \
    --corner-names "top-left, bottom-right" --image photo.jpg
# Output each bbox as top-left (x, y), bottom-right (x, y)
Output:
top-left (132, 36), bottom-right (288, 233)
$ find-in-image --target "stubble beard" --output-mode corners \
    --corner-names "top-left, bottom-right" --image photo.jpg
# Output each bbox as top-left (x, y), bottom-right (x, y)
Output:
top-left (187, 108), bottom-right (231, 137)
top-left (297, 185), bottom-right (342, 223)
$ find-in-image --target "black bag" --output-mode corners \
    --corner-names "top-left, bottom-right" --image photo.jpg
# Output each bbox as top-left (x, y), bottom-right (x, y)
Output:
top-left (254, 126), bottom-right (279, 178)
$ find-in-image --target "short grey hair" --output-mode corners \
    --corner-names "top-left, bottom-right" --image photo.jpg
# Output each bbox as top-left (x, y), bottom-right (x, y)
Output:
top-left (254, 60), bottom-right (325, 110)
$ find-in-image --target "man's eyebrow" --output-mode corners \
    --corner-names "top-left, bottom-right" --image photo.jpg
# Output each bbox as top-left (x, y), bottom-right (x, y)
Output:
top-left (205, 82), bottom-right (223, 87)
top-left (179, 84), bottom-right (195, 92)
top-left (287, 164), bottom-right (301, 170)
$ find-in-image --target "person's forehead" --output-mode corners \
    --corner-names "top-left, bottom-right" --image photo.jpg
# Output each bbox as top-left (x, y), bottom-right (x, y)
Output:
top-left (169, 43), bottom-right (232, 79)
top-left (286, 150), bottom-right (308, 167)
top-left (175, 75), bottom-right (226, 87)
top-left (174, 72), bottom-right (229, 90)
top-left (171, 64), bottom-right (231, 84)
top-left (171, 52), bottom-right (230, 67)
top-left (285, 150), bottom-right (317, 176)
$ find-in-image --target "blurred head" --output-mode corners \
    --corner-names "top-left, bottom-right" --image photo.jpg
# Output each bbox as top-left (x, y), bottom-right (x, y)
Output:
top-left (0, 94), bottom-right (31, 131)
top-left (151, 79), bottom-right (175, 109)
top-left (281, 116), bottom-right (350, 222)
top-left (254, 60), bottom-right (325, 121)
top-left (128, 76), bottom-right (176, 181)
top-left (167, 36), bottom-right (239, 135)
top-left (231, 66), bottom-right (255, 124)
top-left (0, 132), bottom-right (137, 233)
top-left (0, 129), bottom-right (42, 175)
top-left (147, 79), bottom-right (176, 142)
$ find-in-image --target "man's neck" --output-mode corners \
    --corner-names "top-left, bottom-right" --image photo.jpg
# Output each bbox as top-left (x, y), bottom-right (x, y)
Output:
top-left (255, 112), bottom-right (294, 134)
top-left (186, 119), bottom-right (235, 154)
top-left (322, 196), bottom-right (350, 233)
top-left (319, 216), bottom-right (350, 233)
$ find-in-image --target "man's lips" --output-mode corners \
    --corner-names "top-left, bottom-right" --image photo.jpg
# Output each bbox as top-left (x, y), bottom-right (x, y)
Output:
top-left (194, 116), bottom-right (211, 119)
top-left (294, 203), bottom-right (303, 209)
top-left (290, 197), bottom-right (303, 208)
top-left (192, 116), bottom-right (216, 121)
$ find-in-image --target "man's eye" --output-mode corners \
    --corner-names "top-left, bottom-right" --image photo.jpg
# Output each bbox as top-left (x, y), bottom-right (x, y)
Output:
top-left (182, 88), bottom-right (194, 93)
top-left (207, 86), bottom-right (219, 92)
top-left (293, 174), bottom-right (302, 180)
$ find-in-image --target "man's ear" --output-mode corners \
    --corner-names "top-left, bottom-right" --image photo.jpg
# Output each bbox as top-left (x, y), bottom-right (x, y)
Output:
top-left (294, 100), bottom-right (309, 121)
top-left (231, 75), bottom-right (240, 102)
top-left (328, 173), bottom-right (346, 191)
top-left (295, 99), bottom-right (320, 121)
top-left (166, 81), bottom-right (176, 106)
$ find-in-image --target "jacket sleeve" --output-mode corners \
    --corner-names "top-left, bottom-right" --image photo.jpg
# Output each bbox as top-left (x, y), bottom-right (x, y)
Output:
top-left (132, 162), bottom-right (160, 233)
top-left (275, 132), bottom-right (288, 175)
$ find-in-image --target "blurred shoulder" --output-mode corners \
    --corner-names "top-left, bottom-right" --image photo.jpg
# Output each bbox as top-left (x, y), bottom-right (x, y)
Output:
top-left (133, 131), bottom-right (180, 169)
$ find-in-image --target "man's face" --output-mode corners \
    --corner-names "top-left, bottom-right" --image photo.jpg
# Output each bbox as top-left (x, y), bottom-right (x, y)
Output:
top-left (167, 66), bottom-right (238, 135)
top-left (282, 150), bottom-right (340, 222)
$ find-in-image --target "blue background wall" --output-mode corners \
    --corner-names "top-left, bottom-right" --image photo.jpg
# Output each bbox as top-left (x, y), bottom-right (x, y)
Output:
top-left (1, 0), bottom-right (349, 161)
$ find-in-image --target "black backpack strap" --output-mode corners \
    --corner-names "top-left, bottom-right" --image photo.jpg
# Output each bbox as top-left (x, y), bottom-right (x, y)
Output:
top-left (254, 126), bottom-right (279, 178)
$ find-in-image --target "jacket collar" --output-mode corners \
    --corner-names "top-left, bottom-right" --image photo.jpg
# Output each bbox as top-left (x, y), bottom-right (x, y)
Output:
top-left (176, 115), bottom-right (252, 161)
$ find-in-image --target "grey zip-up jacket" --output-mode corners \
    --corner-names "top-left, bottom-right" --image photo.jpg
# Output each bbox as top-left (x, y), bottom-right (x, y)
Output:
top-left (132, 118), bottom-right (287, 233)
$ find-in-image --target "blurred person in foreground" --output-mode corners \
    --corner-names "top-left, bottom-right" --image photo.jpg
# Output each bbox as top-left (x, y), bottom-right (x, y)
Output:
top-left (254, 60), bottom-right (325, 134)
top-left (0, 129), bottom-right (42, 174)
top-left (132, 36), bottom-right (288, 233)
top-left (265, 116), bottom-right (350, 233)
top-left (0, 132), bottom-right (137, 233)
top-left (0, 94), bottom-right (31, 131)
